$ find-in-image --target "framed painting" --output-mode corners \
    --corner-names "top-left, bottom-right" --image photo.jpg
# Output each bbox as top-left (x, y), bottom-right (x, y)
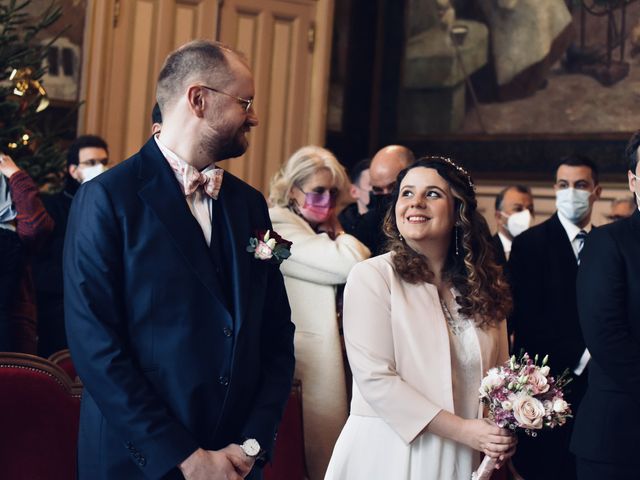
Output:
top-left (387, 0), bottom-right (639, 181)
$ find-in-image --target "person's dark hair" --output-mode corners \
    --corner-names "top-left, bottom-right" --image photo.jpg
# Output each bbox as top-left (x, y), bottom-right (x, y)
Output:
top-left (348, 158), bottom-right (370, 185)
top-left (624, 130), bottom-right (640, 172)
top-left (555, 154), bottom-right (599, 185)
top-left (157, 40), bottom-right (237, 112)
top-left (67, 135), bottom-right (108, 167)
top-left (151, 102), bottom-right (162, 125)
top-left (494, 185), bottom-right (532, 212)
top-left (382, 156), bottom-right (511, 328)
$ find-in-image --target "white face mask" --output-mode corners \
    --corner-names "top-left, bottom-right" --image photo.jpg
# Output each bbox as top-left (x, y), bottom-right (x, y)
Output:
top-left (81, 164), bottom-right (106, 183)
top-left (504, 209), bottom-right (532, 238)
top-left (556, 188), bottom-right (591, 224)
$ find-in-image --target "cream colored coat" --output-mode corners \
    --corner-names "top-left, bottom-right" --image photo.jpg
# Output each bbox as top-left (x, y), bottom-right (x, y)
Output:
top-left (344, 253), bottom-right (509, 445)
top-left (269, 206), bottom-right (370, 480)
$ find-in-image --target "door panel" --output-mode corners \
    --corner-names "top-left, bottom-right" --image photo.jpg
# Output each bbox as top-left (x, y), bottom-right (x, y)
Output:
top-left (80, 0), bottom-right (333, 194)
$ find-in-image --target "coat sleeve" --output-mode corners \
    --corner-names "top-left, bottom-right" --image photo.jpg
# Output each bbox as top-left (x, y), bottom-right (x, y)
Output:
top-left (275, 213), bottom-right (371, 285)
top-left (577, 227), bottom-right (640, 396)
top-left (9, 171), bottom-right (54, 252)
top-left (64, 181), bottom-right (199, 478)
top-left (241, 201), bottom-right (296, 458)
top-left (343, 260), bottom-right (442, 444)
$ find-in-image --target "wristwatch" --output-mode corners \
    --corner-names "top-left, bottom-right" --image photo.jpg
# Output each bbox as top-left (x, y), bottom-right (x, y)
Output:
top-left (240, 438), bottom-right (262, 458)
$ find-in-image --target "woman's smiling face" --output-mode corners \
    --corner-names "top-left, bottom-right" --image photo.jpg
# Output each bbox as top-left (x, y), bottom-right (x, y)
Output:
top-left (395, 167), bottom-right (456, 249)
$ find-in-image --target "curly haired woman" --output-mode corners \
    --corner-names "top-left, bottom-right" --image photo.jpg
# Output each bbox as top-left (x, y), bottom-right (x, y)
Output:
top-left (325, 156), bottom-right (517, 479)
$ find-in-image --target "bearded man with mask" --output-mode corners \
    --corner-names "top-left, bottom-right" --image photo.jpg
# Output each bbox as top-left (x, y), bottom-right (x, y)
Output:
top-left (492, 184), bottom-right (535, 266)
top-left (351, 145), bottom-right (414, 255)
top-left (268, 145), bottom-right (370, 480)
top-left (509, 154), bottom-right (601, 480)
top-left (33, 134), bottom-right (109, 357)
top-left (570, 132), bottom-right (640, 480)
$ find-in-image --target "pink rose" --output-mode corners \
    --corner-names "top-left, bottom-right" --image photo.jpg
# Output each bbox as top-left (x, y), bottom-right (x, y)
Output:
top-left (528, 370), bottom-right (550, 395)
top-left (254, 240), bottom-right (274, 260)
top-left (512, 394), bottom-right (545, 429)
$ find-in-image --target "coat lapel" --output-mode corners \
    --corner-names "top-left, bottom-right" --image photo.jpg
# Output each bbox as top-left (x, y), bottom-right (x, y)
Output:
top-left (548, 213), bottom-right (579, 270)
top-left (216, 175), bottom-right (251, 327)
top-left (136, 139), bottom-right (229, 310)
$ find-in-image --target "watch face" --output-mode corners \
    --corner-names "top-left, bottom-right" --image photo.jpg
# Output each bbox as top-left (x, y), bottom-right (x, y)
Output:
top-left (242, 438), bottom-right (261, 457)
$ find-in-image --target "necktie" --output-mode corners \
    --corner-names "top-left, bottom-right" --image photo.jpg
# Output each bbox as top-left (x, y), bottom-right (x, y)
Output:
top-left (576, 230), bottom-right (587, 264)
top-left (164, 153), bottom-right (223, 199)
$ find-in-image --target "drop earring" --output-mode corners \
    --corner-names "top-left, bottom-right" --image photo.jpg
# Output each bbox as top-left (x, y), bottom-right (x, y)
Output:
top-left (455, 226), bottom-right (460, 256)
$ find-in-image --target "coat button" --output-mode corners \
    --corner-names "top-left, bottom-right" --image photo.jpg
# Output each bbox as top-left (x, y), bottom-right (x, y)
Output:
top-left (223, 326), bottom-right (233, 337)
top-left (139, 457), bottom-right (146, 466)
top-left (219, 376), bottom-right (229, 386)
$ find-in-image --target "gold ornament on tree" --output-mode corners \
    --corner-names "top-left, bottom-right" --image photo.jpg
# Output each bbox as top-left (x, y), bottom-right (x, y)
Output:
top-left (9, 67), bottom-right (50, 113)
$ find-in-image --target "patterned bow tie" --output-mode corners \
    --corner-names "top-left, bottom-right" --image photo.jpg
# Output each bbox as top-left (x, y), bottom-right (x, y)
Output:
top-left (181, 166), bottom-right (224, 199)
top-left (162, 150), bottom-right (224, 199)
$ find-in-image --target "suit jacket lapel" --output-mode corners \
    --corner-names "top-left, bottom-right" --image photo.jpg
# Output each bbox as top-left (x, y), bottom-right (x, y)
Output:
top-left (136, 139), bottom-right (229, 310)
top-left (216, 176), bottom-right (251, 327)
top-left (549, 213), bottom-right (578, 270)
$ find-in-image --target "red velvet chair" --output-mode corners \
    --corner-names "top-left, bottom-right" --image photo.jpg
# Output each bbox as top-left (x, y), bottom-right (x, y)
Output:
top-left (48, 348), bottom-right (79, 383)
top-left (0, 352), bottom-right (82, 480)
top-left (263, 379), bottom-right (308, 480)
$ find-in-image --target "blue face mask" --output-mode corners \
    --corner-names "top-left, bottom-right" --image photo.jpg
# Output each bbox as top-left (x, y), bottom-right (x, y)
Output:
top-left (556, 188), bottom-right (591, 225)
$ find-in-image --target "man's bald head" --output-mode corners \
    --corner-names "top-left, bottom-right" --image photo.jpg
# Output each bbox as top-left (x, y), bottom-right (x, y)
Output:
top-left (369, 145), bottom-right (415, 195)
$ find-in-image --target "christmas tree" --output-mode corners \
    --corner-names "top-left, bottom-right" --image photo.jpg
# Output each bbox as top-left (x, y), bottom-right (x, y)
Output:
top-left (0, 0), bottom-right (73, 190)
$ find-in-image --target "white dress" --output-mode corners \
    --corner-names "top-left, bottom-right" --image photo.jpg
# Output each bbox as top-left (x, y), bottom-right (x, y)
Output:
top-left (325, 297), bottom-right (482, 480)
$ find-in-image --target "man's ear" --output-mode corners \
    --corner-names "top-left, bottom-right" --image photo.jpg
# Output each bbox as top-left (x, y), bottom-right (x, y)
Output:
top-left (68, 164), bottom-right (80, 181)
top-left (349, 184), bottom-right (359, 201)
top-left (594, 184), bottom-right (603, 200)
top-left (187, 86), bottom-right (206, 117)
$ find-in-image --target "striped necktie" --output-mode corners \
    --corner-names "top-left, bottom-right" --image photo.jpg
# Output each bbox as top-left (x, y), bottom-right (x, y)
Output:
top-left (576, 230), bottom-right (587, 264)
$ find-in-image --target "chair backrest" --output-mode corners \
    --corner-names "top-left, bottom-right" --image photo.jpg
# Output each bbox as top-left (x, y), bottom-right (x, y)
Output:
top-left (0, 352), bottom-right (82, 480)
top-left (48, 348), bottom-right (79, 383)
top-left (263, 379), bottom-right (308, 480)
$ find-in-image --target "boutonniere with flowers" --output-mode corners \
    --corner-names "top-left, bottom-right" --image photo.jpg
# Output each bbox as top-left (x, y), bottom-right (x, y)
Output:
top-left (246, 229), bottom-right (292, 265)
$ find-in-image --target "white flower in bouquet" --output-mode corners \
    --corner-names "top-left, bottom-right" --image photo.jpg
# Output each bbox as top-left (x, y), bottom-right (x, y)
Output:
top-left (552, 398), bottom-right (569, 413)
top-left (479, 369), bottom-right (504, 397)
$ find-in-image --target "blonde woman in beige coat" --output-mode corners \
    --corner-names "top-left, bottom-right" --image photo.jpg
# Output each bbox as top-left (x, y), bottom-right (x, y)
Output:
top-left (325, 157), bottom-right (517, 480)
top-left (268, 146), bottom-right (370, 480)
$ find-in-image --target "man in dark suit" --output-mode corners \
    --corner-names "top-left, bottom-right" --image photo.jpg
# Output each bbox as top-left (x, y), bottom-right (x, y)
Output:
top-left (491, 184), bottom-right (534, 268)
top-left (64, 41), bottom-right (295, 480)
top-left (509, 155), bottom-right (601, 480)
top-left (571, 132), bottom-right (640, 480)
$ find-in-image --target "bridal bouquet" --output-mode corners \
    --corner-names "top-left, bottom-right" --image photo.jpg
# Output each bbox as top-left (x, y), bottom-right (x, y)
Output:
top-left (471, 353), bottom-right (572, 480)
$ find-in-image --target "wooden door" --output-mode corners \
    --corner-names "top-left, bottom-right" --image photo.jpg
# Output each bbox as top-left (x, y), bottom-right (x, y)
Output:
top-left (80, 0), bottom-right (333, 193)
top-left (80, 0), bottom-right (219, 163)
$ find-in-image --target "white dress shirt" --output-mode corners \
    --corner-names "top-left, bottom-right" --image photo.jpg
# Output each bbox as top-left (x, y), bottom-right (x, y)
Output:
top-left (154, 136), bottom-right (214, 246)
top-left (498, 231), bottom-right (512, 260)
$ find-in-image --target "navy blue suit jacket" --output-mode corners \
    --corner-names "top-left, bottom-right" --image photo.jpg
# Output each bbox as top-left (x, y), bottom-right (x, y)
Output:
top-left (571, 209), bottom-right (640, 466)
top-left (509, 213), bottom-right (586, 372)
top-left (64, 138), bottom-right (295, 479)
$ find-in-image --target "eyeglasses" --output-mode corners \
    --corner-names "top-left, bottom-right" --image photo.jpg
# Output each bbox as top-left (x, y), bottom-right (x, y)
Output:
top-left (198, 85), bottom-right (253, 113)
top-left (79, 158), bottom-right (108, 167)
